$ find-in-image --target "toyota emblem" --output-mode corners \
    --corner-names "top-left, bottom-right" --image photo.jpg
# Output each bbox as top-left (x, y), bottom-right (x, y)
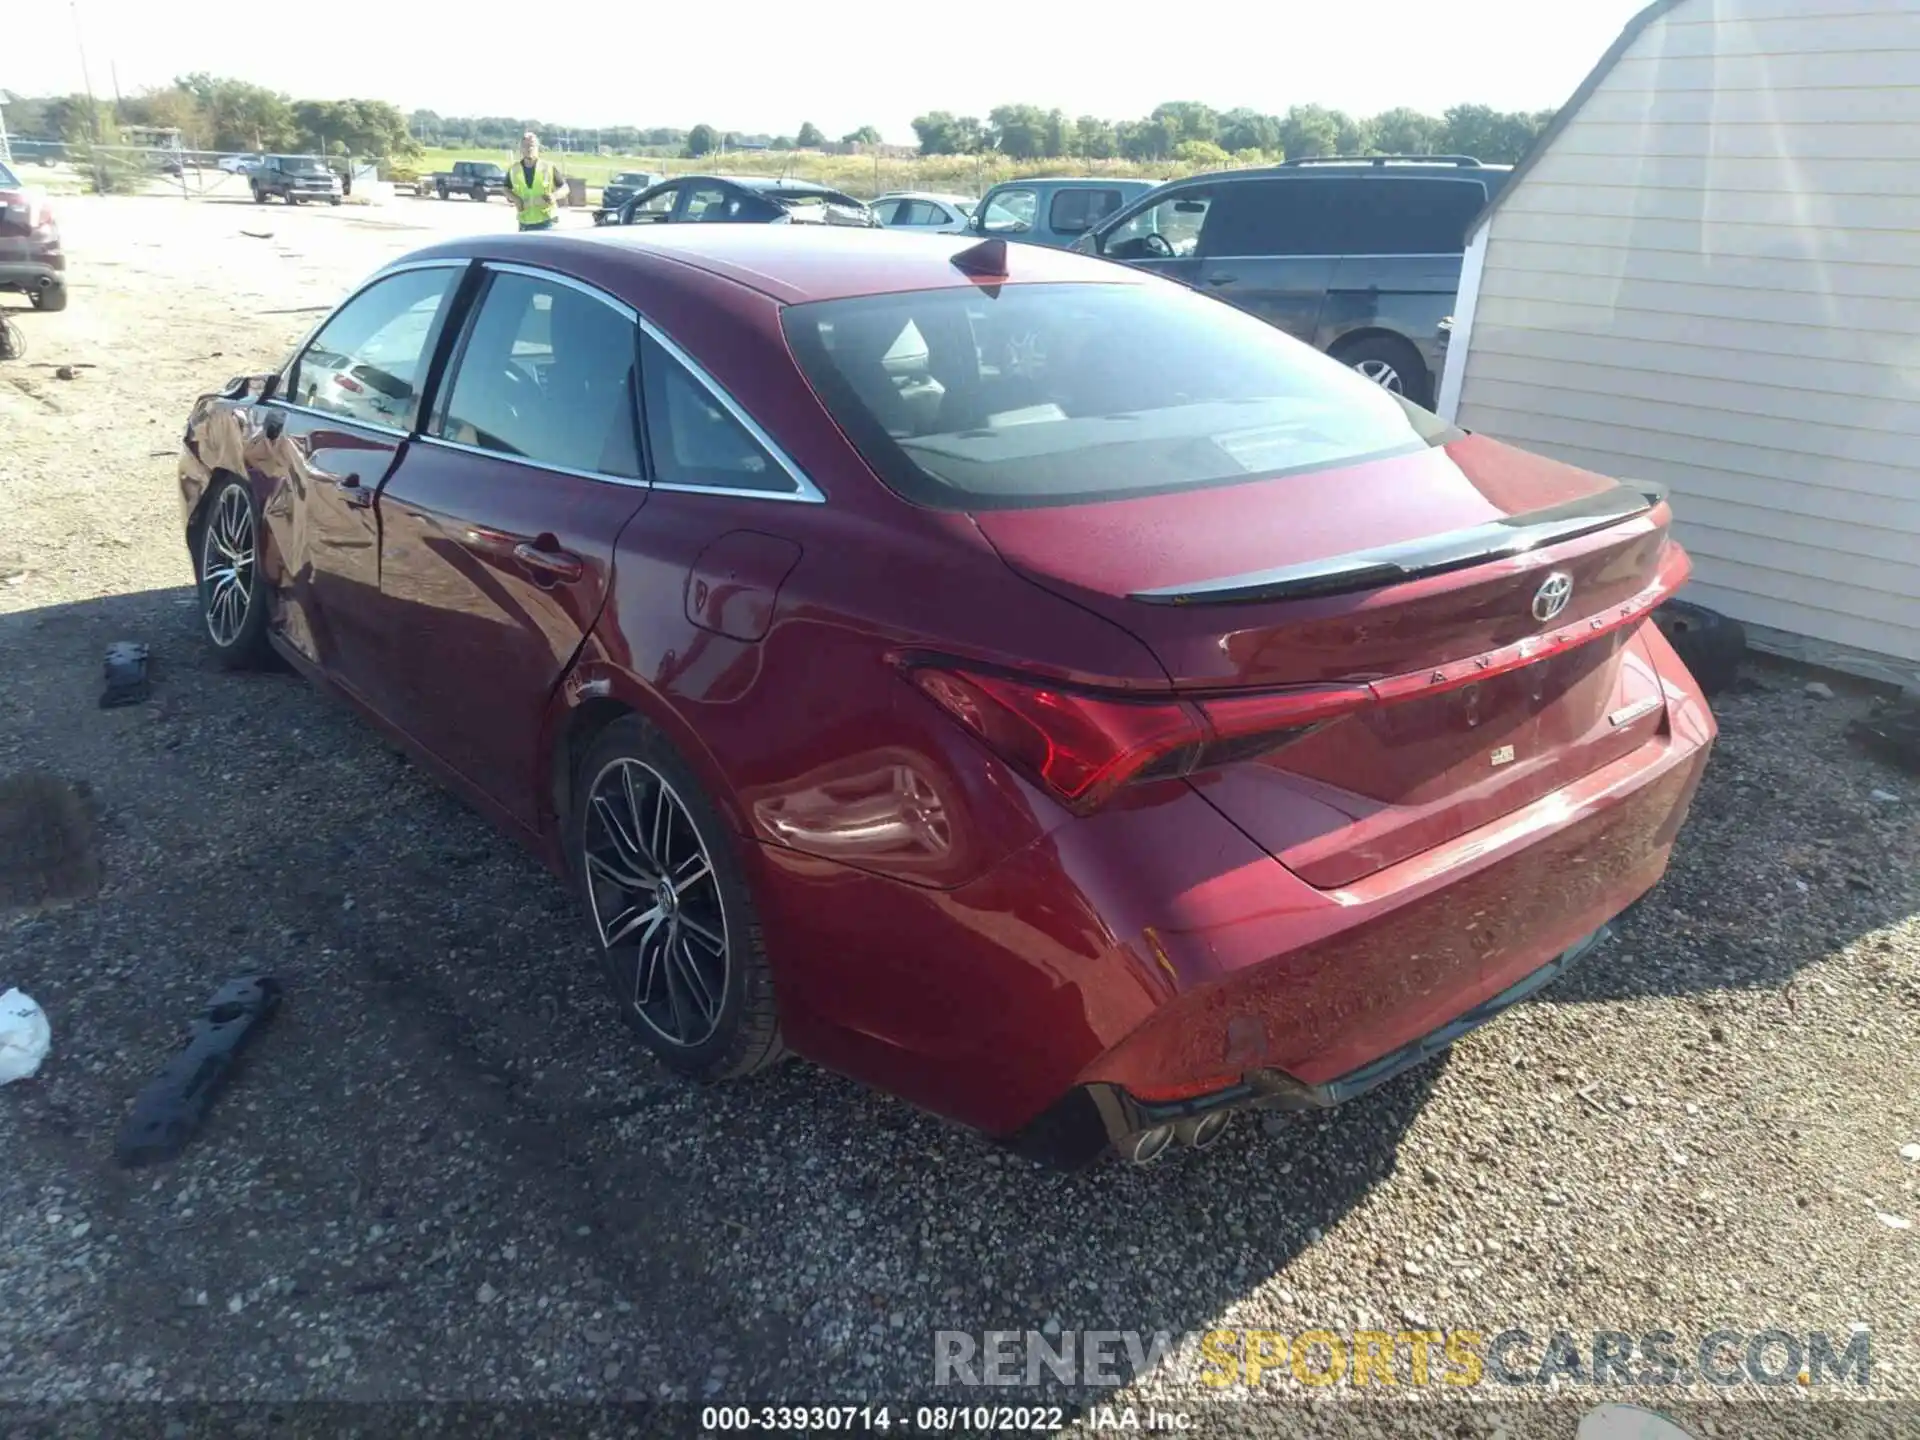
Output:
top-left (1532, 571), bottom-right (1574, 623)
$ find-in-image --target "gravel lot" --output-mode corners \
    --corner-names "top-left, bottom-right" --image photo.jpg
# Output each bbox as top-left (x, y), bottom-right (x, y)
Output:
top-left (1, 195), bottom-right (1916, 1438)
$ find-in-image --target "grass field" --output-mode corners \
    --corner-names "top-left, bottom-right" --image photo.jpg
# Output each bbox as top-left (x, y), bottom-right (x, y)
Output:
top-left (405, 145), bottom-right (1205, 201)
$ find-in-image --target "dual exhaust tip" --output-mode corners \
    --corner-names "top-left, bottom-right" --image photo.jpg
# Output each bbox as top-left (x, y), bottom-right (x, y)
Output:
top-left (1124, 1111), bottom-right (1233, 1164)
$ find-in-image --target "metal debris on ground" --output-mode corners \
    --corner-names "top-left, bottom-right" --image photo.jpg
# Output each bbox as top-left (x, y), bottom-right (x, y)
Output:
top-left (99, 641), bottom-right (151, 709)
top-left (0, 988), bottom-right (52, 1085)
top-left (114, 976), bottom-right (283, 1168)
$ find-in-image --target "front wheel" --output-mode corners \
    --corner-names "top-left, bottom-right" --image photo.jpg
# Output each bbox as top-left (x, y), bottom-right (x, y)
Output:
top-left (30, 283), bottom-right (67, 313)
top-left (251, 185), bottom-right (265, 204)
top-left (195, 478), bottom-right (272, 669)
top-left (569, 715), bottom-right (785, 1081)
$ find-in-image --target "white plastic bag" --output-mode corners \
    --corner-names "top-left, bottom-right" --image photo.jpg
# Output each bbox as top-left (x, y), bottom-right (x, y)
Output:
top-left (0, 989), bottom-right (51, 1085)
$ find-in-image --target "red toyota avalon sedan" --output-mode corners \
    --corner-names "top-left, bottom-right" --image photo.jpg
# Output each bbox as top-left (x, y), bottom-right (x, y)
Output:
top-left (177, 227), bottom-right (1715, 1167)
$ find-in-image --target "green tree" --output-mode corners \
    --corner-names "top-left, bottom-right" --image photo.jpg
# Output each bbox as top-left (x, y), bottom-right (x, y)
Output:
top-left (795, 121), bottom-right (825, 149)
top-left (1073, 115), bottom-right (1116, 160)
top-left (988, 103), bottom-right (1050, 160)
top-left (685, 122), bottom-right (719, 157)
top-left (842, 125), bottom-right (881, 146)
top-left (1218, 108), bottom-right (1279, 154)
top-left (178, 73), bottom-right (295, 152)
top-left (43, 93), bottom-right (112, 143)
top-left (1043, 109), bottom-right (1068, 159)
top-left (1367, 106), bottom-right (1445, 156)
top-left (1151, 101), bottom-right (1219, 149)
top-left (1173, 139), bottom-right (1231, 168)
top-left (1278, 104), bottom-right (1340, 160)
top-left (912, 111), bottom-right (963, 155)
top-left (119, 85), bottom-right (208, 147)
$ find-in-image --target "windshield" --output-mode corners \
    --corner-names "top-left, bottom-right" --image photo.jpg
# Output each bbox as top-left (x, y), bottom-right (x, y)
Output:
top-left (276, 157), bottom-right (330, 175)
top-left (780, 281), bottom-right (1455, 509)
top-left (473, 163), bottom-right (506, 177)
top-left (613, 172), bottom-right (650, 185)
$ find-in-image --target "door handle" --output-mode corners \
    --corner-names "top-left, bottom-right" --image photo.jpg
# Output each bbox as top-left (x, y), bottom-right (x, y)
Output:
top-left (513, 541), bottom-right (584, 583)
top-left (1204, 274), bottom-right (1239, 287)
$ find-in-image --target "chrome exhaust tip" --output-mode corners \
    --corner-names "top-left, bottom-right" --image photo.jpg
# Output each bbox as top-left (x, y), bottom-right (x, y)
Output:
top-left (1175, 1111), bottom-right (1233, 1150)
top-left (1125, 1124), bottom-right (1175, 1165)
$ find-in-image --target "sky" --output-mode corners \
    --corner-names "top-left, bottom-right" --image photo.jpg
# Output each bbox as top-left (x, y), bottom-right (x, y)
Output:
top-left (9, 0), bottom-right (1651, 144)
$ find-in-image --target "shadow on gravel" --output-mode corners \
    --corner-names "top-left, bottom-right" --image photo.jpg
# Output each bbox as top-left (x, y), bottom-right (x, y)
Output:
top-left (0, 589), bottom-right (1908, 1409)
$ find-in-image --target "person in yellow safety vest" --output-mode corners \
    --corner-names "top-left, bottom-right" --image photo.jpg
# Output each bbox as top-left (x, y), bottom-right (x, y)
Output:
top-left (507, 132), bottom-right (564, 232)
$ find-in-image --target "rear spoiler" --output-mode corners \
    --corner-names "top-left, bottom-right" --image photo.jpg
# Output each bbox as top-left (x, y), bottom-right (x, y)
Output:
top-left (1131, 480), bottom-right (1668, 606)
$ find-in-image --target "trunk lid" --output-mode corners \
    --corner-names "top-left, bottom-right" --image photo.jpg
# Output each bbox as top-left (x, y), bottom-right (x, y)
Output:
top-left (972, 434), bottom-right (1683, 887)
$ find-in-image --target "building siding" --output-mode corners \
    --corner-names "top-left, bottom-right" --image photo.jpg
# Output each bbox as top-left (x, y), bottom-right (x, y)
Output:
top-left (1452, 0), bottom-right (1920, 674)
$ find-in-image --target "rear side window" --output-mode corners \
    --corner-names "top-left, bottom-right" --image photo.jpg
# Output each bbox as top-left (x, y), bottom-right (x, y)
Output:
top-left (638, 332), bottom-right (795, 494)
top-left (435, 271), bottom-right (641, 477)
top-left (1048, 188), bottom-right (1124, 235)
top-left (781, 281), bottom-right (1454, 509)
top-left (1342, 179), bottom-right (1486, 254)
top-left (1202, 180), bottom-right (1348, 256)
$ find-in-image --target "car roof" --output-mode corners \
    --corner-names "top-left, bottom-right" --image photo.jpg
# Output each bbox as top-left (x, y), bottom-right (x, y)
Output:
top-left (987, 176), bottom-right (1156, 189)
top-left (876, 190), bottom-right (971, 203)
top-left (1173, 160), bottom-right (1513, 185)
top-left (668, 174), bottom-right (846, 194)
top-left (405, 225), bottom-right (1149, 306)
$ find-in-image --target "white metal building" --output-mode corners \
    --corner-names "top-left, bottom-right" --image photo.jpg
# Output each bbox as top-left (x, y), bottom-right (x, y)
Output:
top-left (1438, 0), bottom-right (1920, 687)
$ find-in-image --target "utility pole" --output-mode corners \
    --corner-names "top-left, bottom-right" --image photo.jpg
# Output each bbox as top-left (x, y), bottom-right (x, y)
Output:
top-left (71, 2), bottom-right (102, 140)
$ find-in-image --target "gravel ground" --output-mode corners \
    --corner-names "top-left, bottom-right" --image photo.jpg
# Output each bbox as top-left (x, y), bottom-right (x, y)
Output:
top-left (1, 196), bottom-right (1916, 1438)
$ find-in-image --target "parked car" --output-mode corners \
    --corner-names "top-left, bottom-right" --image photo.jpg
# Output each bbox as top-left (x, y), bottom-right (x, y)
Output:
top-left (614, 175), bottom-right (874, 227)
top-left (869, 191), bottom-right (975, 234)
top-left (971, 176), bottom-right (1159, 247)
top-left (175, 226), bottom-right (1714, 1168)
top-left (1076, 156), bottom-right (1512, 407)
top-left (219, 154), bottom-right (262, 175)
top-left (430, 161), bottom-right (511, 202)
top-left (0, 162), bottom-right (66, 312)
top-left (593, 170), bottom-right (666, 225)
top-left (251, 155), bottom-right (343, 206)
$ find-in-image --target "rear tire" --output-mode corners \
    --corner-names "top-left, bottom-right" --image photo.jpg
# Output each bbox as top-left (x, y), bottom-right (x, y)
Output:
top-left (1653, 600), bottom-right (1745, 697)
top-left (1332, 333), bottom-right (1431, 408)
top-left (194, 477), bottom-right (273, 670)
top-left (30, 283), bottom-right (67, 313)
top-left (568, 715), bottom-right (785, 1082)
top-left (251, 185), bottom-right (265, 204)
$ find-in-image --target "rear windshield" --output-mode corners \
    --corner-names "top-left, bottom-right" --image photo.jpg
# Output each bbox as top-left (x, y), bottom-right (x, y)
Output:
top-left (781, 281), bottom-right (1455, 509)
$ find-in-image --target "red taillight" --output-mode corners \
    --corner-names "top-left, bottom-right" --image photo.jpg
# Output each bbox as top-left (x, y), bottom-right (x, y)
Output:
top-left (907, 667), bottom-right (1370, 813)
top-left (910, 669), bottom-right (1202, 810)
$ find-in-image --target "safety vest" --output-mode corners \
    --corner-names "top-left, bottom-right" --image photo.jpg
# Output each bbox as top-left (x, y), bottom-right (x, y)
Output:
top-left (507, 159), bottom-right (559, 226)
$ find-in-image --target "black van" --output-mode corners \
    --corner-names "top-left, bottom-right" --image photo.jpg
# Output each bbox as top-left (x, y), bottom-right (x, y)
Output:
top-left (1074, 156), bottom-right (1510, 407)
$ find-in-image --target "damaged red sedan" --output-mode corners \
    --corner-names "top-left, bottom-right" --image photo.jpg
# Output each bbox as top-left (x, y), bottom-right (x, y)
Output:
top-left (177, 227), bottom-right (1714, 1167)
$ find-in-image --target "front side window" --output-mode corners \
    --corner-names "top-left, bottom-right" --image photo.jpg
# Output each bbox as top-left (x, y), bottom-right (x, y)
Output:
top-left (781, 281), bottom-right (1453, 509)
top-left (288, 266), bottom-right (457, 430)
top-left (1101, 189), bottom-right (1212, 260)
top-left (626, 185), bottom-right (678, 222)
top-left (1048, 187), bottom-right (1122, 236)
top-left (979, 188), bottom-right (1037, 234)
top-left (638, 332), bottom-right (793, 494)
top-left (436, 271), bottom-right (641, 477)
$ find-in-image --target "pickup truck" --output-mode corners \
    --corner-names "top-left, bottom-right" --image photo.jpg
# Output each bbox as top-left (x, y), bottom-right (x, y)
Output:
top-left (430, 161), bottom-right (511, 201)
top-left (251, 155), bottom-right (343, 206)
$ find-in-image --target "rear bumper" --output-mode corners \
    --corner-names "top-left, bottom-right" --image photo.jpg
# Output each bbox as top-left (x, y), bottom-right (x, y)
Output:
top-left (0, 255), bottom-right (65, 288)
top-left (1007, 697), bottom-right (1712, 1166)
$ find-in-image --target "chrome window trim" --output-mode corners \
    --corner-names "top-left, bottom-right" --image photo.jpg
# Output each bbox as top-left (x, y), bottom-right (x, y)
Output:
top-left (414, 433), bottom-right (650, 490)
top-left (480, 260), bottom-right (640, 322)
top-left (266, 399), bottom-right (411, 441)
top-left (1201, 252), bottom-right (1465, 262)
top-left (639, 318), bottom-right (825, 504)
